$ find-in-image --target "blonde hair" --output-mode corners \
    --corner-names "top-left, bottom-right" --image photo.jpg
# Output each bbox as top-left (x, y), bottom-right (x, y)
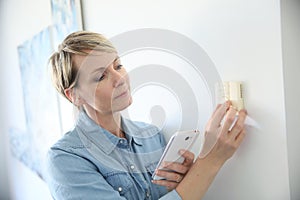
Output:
top-left (49, 31), bottom-right (117, 101)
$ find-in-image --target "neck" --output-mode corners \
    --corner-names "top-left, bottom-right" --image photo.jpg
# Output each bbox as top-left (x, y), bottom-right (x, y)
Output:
top-left (84, 107), bottom-right (124, 138)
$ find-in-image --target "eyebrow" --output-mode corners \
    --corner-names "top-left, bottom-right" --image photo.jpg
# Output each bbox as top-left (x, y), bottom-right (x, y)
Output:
top-left (91, 56), bottom-right (120, 74)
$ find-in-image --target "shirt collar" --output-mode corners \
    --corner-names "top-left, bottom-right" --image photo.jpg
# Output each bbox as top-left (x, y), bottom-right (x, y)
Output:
top-left (75, 111), bottom-right (145, 154)
top-left (121, 117), bottom-right (160, 144)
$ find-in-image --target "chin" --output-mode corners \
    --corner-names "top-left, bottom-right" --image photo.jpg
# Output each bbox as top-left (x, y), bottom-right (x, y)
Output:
top-left (113, 96), bottom-right (133, 112)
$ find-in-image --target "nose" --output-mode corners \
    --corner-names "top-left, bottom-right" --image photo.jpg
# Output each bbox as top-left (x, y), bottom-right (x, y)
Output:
top-left (111, 68), bottom-right (125, 88)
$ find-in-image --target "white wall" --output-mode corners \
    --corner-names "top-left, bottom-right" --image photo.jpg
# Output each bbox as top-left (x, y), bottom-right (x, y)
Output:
top-left (82, 0), bottom-right (290, 199)
top-left (281, 0), bottom-right (300, 199)
top-left (0, 1), bottom-right (10, 194)
top-left (0, 0), bottom-right (53, 199)
top-left (0, 0), bottom-right (298, 199)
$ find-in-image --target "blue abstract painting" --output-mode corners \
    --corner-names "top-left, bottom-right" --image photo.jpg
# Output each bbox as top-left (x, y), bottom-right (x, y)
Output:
top-left (51, 0), bottom-right (83, 49)
top-left (11, 0), bottom-right (83, 179)
top-left (12, 27), bottom-right (61, 179)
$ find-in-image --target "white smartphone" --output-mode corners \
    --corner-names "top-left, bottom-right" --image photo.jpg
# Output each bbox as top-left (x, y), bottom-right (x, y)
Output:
top-left (152, 130), bottom-right (200, 180)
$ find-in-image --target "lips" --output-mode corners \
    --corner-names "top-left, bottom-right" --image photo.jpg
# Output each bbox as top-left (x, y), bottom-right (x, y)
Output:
top-left (114, 90), bottom-right (129, 99)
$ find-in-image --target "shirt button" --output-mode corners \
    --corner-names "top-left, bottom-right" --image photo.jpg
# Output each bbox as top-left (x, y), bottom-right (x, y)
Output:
top-left (119, 140), bottom-right (123, 144)
top-left (118, 187), bottom-right (122, 192)
top-left (146, 191), bottom-right (150, 198)
top-left (130, 165), bottom-right (135, 170)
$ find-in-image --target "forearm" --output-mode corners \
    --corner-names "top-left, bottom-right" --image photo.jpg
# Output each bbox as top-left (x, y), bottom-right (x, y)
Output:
top-left (175, 105), bottom-right (247, 200)
top-left (175, 156), bottom-right (225, 200)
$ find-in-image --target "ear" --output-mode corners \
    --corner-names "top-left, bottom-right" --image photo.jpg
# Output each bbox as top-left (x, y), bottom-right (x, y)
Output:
top-left (64, 88), bottom-right (85, 106)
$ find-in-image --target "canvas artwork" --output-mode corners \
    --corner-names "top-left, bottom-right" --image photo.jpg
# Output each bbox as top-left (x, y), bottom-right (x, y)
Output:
top-left (51, 0), bottom-right (83, 49)
top-left (10, 0), bottom-right (83, 180)
top-left (50, 0), bottom-right (83, 133)
top-left (12, 27), bottom-right (61, 179)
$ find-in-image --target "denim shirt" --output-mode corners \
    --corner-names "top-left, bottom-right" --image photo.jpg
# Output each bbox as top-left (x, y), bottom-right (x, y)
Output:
top-left (46, 111), bottom-right (182, 200)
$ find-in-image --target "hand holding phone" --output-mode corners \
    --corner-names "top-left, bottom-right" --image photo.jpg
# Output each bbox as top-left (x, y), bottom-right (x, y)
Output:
top-left (152, 130), bottom-right (200, 180)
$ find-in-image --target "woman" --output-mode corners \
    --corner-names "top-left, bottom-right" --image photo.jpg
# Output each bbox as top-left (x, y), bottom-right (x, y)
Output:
top-left (47, 31), bottom-right (247, 200)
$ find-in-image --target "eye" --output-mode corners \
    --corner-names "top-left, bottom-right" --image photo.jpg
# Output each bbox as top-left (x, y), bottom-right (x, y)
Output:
top-left (116, 64), bottom-right (123, 70)
top-left (97, 74), bottom-right (105, 81)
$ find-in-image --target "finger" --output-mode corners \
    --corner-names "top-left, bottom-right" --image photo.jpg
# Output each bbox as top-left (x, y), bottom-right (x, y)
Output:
top-left (227, 129), bottom-right (246, 153)
top-left (160, 162), bottom-right (189, 174)
top-left (179, 149), bottom-right (195, 166)
top-left (229, 110), bottom-right (247, 140)
top-left (210, 103), bottom-right (223, 117)
top-left (152, 179), bottom-right (178, 191)
top-left (155, 169), bottom-right (184, 182)
top-left (235, 129), bottom-right (246, 146)
top-left (210, 101), bottom-right (231, 129)
top-left (220, 107), bottom-right (238, 135)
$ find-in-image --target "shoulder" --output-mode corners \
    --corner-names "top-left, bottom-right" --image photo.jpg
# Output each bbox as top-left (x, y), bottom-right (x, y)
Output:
top-left (47, 128), bottom-right (90, 166)
top-left (50, 129), bottom-right (84, 151)
top-left (46, 128), bottom-right (97, 178)
top-left (45, 130), bottom-right (99, 197)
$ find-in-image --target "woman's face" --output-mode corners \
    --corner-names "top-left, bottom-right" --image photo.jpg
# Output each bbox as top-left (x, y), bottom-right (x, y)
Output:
top-left (72, 50), bottom-right (132, 115)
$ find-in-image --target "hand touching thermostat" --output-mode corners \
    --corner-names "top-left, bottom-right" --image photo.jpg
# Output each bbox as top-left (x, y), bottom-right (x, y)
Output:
top-left (216, 81), bottom-right (244, 111)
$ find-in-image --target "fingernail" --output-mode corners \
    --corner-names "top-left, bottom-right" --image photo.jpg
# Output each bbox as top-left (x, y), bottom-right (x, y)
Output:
top-left (179, 149), bottom-right (185, 155)
top-left (225, 101), bottom-right (231, 107)
top-left (240, 109), bottom-right (248, 115)
top-left (161, 161), bottom-right (170, 168)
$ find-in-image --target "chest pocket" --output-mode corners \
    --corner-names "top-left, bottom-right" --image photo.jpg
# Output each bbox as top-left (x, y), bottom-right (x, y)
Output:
top-left (104, 172), bottom-right (134, 196)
